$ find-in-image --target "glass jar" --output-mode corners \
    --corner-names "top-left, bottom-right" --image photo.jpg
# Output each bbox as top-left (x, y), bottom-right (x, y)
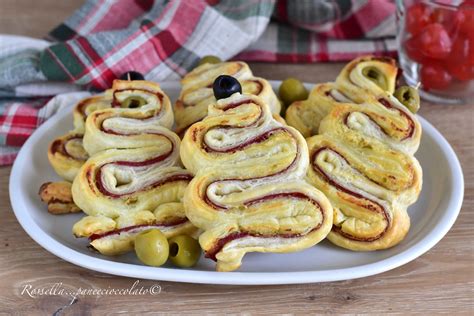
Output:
top-left (396, 0), bottom-right (474, 104)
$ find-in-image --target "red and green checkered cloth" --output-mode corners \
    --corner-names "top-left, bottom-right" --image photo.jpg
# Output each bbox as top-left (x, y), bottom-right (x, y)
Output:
top-left (0, 0), bottom-right (396, 165)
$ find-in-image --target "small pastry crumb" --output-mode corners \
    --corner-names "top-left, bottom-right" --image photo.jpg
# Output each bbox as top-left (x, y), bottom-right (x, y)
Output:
top-left (39, 181), bottom-right (81, 214)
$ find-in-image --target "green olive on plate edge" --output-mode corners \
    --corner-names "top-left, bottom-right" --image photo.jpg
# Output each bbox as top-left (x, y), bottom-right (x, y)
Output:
top-left (168, 235), bottom-right (201, 268)
top-left (134, 229), bottom-right (169, 267)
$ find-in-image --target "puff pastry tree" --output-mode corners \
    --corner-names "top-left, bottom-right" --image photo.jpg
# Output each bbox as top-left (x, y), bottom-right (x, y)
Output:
top-left (181, 80), bottom-right (333, 272)
top-left (287, 56), bottom-right (423, 251)
top-left (71, 80), bottom-right (196, 255)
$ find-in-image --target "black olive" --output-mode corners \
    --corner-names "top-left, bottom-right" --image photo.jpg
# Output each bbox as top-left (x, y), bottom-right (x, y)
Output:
top-left (212, 75), bottom-right (242, 100)
top-left (86, 84), bottom-right (104, 93)
top-left (119, 71), bottom-right (145, 81)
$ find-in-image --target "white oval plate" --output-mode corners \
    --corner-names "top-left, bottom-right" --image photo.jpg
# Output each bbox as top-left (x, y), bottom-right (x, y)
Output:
top-left (9, 81), bottom-right (464, 285)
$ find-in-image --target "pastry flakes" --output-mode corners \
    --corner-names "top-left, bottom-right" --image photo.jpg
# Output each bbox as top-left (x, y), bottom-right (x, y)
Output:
top-left (71, 80), bottom-right (197, 255)
top-left (181, 92), bottom-right (333, 271)
top-left (287, 56), bottom-right (422, 250)
top-left (174, 61), bottom-right (281, 134)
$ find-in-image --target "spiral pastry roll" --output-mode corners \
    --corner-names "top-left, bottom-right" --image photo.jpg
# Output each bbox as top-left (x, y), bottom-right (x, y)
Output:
top-left (174, 61), bottom-right (281, 134)
top-left (72, 80), bottom-right (197, 255)
top-left (286, 56), bottom-right (399, 138)
top-left (47, 95), bottom-right (112, 181)
top-left (73, 94), bottom-right (113, 133)
top-left (83, 80), bottom-right (174, 155)
top-left (48, 132), bottom-right (89, 182)
top-left (72, 141), bottom-right (192, 217)
top-left (181, 93), bottom-right (332, 271)
top-left (301, 57), bottom-right (422, 251)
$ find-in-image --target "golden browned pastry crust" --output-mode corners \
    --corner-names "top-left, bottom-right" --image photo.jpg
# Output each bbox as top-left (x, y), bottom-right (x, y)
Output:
top-left (174, 61), bottom-right (281, 134)
top-left (39, 181), bottom-right (81, 214)
top-left (73, 94), bottom-right (113, 133)
top-left (287, 56), bottom-right (422, 251)
top-left (82, 80), bottom-right (174, 155)
top-left (72, 204), bottom-right (197, 255)
top-left (181, 92), bottom-right (333, 271)
top-left (47, 132), bottom-right (88, 182)
top-left (286, 56), bottom-right (399, 138)
top-left (71, 79), bottom-right (197, 255)
top-left (47, 95), bottom-right (112, 181)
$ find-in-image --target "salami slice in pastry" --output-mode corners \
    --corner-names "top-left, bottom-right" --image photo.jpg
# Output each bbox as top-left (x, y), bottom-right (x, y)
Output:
top-left (175, 61), bottom-right (281, 135)
top-left (71, 80), bottom-right (197, 255)
top-left (287, 56), bottom-right (422, 250)
top-left (181, 92), bottom-right (333, 271)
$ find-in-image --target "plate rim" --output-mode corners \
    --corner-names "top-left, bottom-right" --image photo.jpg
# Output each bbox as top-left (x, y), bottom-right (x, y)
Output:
top-left (8, 81), bottom-right (464, 285)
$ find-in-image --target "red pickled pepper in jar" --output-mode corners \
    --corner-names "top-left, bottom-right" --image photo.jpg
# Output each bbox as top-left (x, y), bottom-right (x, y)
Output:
top-left (420, 64), bottom-right (453, 89)
top-left (406, 3), bottom-right (431, 35)
top-left (405, 36), bottom-right (427, 64)
top-left (403, 1), bottom-right (474, 90)
top-left (448, 1), bottom-right (474, 81)
top-left (418, 23), bottom-right (452, 59)
top-left (456, 1), bottom-right (474, 36)
top-left (445, 35), bottom-right (474, 81)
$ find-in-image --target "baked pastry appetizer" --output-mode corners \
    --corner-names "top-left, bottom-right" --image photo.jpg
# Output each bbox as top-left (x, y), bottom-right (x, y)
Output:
top-left (82, 80), bottom-right (174, 155)
top-left (287, 56), bottom-right (423, 251)
top-left (42, 94), bottom-right (113, 214)
top-left (181, 76), bottom-right (333, 271)
top-left (73, 204), bottom-right (196, 256)
top-left (48, 95), bottom-right (111, 181)
top-left (71, 79), bottom-right (197, 255)
top-left (286, 56), bottom-right (399, 138)
top-left (47, 132), bottom-right (89, 182)
top-left (39, 181), bottom-right (81, 214)
top-left (174, 61), bottom-right (281, 134)
top-left (73, 95), bottom-right (113, 133)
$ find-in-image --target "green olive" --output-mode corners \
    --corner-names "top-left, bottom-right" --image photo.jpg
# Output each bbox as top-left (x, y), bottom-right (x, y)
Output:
top-left (278, 78), bottom-right (309, 111)
top-left (362, 66), bottom-right (388, 91)
top-left (394, 86), bottom-right (420, 113)
top-left (122, 96), bottom-right (147, 108)
top-left (197, 55), bottom-right (222, 67)
top-left (168, 235), bottom-right (201, 268)
top-left (134, 229), bottom-right (169, 267)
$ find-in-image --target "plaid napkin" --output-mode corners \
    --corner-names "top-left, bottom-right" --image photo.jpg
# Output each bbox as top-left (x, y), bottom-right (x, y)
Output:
top-left (0, 0), bottom-right (396, 165)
